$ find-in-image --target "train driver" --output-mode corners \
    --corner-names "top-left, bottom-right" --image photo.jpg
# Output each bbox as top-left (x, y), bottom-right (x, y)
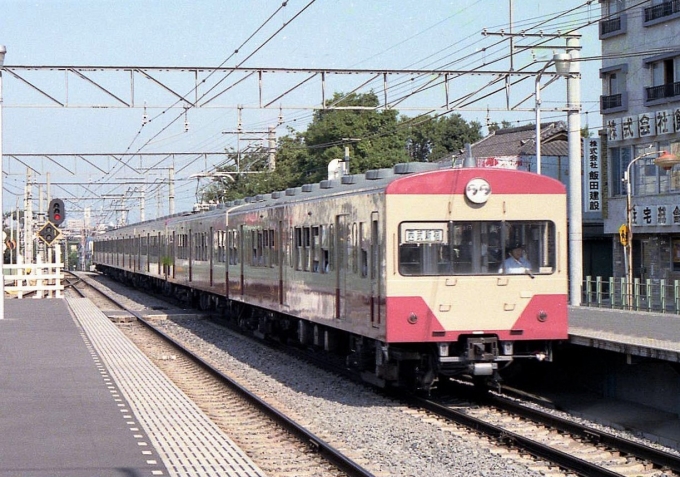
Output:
top-left (500, 241), bottom-right (532, 274)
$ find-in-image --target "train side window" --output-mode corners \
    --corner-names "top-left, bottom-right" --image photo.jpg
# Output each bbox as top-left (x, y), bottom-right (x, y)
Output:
top-left (294, 227), bottom-right (302, 270)
top-left (359, 222), bottom-right (368, 278)
top-left (217, 230), bottom-right (225, 263)
top-left (350, 223), bottom-right (358, 274)
top-left (311, 226), bottom-right (319, 272)
top-left (326, 224), bottom-right (334, 272)
top-left (251, 230), bottom-right (264, 266)
top-left (320, 225), bottom-right (330, 273)
top-left (263, 228), bottom-right (270, 267)
top-left (269, 229), bottom-right (277, 267)
top-left (303, 227), bottom-right (311, 271)
top-left (228, 230), bottom-right (239, 265)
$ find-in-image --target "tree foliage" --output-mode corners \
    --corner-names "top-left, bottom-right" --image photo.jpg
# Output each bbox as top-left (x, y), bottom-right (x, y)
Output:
top-left (405, 114), bottom-right (482, 162)
top-left (201, 91), bottom-right (482, 202)
top-left (487, 120), bottom-right (514, 134)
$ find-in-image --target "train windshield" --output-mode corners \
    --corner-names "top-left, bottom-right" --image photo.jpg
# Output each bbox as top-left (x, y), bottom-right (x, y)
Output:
top-left (398, 221), bottom-right (556, 276)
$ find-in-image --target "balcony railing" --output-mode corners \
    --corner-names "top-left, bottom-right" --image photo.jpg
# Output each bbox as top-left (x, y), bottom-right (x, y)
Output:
top-left (645, 81), bottom-right (680, 102)
top-left (583, 276), bottom-right (680, 313)
top-left (645, 0), bottom-right (680, 22)
top-left (601, 93), bottom-right (622, 111)
top-left (600, 16), bottom-right (622, 36)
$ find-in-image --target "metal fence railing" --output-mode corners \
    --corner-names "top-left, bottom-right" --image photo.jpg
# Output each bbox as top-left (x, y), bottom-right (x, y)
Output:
top-left (3, 262), bottom-right (64, 299)
top-left (582, 276), bottom-right (680, 313)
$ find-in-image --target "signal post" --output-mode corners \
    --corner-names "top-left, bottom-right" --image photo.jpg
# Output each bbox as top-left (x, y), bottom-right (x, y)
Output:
top-left (32, 198), bottom-right (66, 298)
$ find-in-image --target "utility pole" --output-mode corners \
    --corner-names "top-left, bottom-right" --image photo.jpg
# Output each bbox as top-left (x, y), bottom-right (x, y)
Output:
top-left (169, 166), bottom-right (175, 216)
top-left (24, 169), bottom-right (33, 264)
top-left (566, 34), bottom-right (582, 306)
top-left (268, 125), bottom-right (276, 171)
top-left (478, 28), bottom-right (583, 305)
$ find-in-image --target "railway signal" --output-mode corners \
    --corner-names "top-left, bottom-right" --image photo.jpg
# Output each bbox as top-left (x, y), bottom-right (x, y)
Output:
top-left (37, 221), bottom-right (61, 246)
top-left (48, 198), bottom-right (65, 226)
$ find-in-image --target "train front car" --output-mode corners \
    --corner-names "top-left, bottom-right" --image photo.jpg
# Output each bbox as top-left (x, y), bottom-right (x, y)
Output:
top-left (382, 167), bottom-right (568, 390)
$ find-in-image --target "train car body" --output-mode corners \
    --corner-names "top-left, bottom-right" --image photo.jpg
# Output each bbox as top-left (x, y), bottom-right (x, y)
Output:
top-left (93, 162), bottom-right (568, 389)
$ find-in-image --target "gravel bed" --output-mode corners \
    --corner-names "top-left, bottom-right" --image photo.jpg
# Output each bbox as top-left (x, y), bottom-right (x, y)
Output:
top-left (81, 273), bottom-right (679, 474)
top-left (155, 317), bottom-right (552, 477)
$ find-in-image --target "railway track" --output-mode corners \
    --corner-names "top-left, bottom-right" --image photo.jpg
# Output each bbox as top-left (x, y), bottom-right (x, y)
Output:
top-left (287, 336), bottom-right (680, 476)
top-left (66, 271), bottom-right (680, 477)
top-left (409, 386), bottom-right (680, 477)
top-left (64, 271), bottom-right (372, 477)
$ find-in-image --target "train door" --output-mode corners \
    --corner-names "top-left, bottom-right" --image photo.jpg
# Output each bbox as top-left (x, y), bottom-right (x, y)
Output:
top-left (209, 226), bottom-right (214, 287)
top-left (239, 224), bottom-right (245, 295)
top-left (146, 233), bottom-right (150, 273)
top-left (171, 230), bottom-right (176, 279)
top-left (135, 235), bottom-right (140, 272)
top-left (335, 214), bottom-right (348, 320)
top-left (157, 232), bottom-right (162, 275)
top-left (278, 220), bottom-right (285, 305)
top-left (188, 229), bottom-right (193, 282)
top-left (370, 212), bottom-right (381, 327)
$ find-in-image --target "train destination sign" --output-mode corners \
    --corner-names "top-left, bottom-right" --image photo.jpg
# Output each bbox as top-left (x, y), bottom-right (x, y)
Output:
top-left (403, 228), bottom-right (445, 244)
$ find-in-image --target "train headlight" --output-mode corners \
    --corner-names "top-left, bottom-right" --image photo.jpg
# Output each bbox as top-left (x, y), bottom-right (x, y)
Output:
top-left (465, 178), bottom-right (491, 204)
top-left (407, 312), bottom-right (418, 324)
top-left (438, 343), bottom-right (449, 356)
top-left (537, 310), bottom-right (548, 322)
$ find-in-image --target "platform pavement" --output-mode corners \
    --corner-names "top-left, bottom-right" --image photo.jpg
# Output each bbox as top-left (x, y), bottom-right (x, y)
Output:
top-left (569, 305), bottom-right (680, 362)
top-left (563, 305), bottom-right (680, 450)
top-left (0, 298), bottom-right (266, 477)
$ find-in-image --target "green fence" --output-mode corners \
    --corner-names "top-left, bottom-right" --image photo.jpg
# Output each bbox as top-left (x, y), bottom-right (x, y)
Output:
top-left (582, 276), bottom-right (680, 313)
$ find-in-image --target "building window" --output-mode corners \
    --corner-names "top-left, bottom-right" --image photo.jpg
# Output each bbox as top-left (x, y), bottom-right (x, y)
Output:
top-left (600, 64), bottom-right (628, 113)
top-left (610, 146), bottom-right (632, 197)
top-left (600, 0), bottom-right (627, 38)
top-left (645, 56), bottom-right (680, 103)
top-left (600, 69), bottom-right (628, 112)
top-left (615, 142), bottom-right (680, 198)
top-left (644, 0), bottom-right (680, 23)
top-left (608, 0), bottom-right (625, 15)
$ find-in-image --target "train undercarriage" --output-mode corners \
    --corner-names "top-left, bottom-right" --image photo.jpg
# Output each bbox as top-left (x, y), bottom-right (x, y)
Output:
top-left (98, 266), bottom-right (553, 392)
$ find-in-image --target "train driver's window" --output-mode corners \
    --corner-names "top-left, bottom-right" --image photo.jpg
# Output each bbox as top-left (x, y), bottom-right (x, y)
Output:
top-left (399, 221), bottom-right (556, 276)
top-left (499, 221), bottom-right (556, 275)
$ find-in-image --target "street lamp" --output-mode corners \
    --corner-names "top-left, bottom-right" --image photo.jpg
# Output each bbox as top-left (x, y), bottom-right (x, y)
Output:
top-left (623, 149), bottom-right (680, 306)
top-left (535, 53), bottom-right (571, 174)
top-left (0, 45), bottom-right (6, 320)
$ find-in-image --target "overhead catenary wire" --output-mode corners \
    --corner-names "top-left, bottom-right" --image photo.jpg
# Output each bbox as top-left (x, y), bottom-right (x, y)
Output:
top-left (92, 0), bottom-right (642, 220)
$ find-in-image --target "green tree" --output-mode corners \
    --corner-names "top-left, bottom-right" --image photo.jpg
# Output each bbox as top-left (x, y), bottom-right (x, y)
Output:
top-left (299, 91), bottom-right (409, 183)
top-left (200, 92), bottom-right (485, 202)
top-left (404, 114), bottom-right (482, 162)
top-left (487, 120), bottom-right (514, 134)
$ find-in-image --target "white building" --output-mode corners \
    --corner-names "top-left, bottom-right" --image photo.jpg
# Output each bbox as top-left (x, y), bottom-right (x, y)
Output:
top-left (601, 0), bottom-right (680, 279)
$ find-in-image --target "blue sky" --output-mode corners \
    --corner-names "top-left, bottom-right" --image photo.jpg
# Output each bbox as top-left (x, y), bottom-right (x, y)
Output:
top-left (0, 0), bottom-right (601, 223)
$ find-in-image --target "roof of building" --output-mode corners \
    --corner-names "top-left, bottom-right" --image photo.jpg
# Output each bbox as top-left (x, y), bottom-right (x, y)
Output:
top-left (448, 121), bottom-right (569, 163)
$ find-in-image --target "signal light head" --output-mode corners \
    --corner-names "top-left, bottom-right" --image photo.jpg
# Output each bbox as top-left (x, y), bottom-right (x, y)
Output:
top-left (48, 198), bottom-right (65, 226)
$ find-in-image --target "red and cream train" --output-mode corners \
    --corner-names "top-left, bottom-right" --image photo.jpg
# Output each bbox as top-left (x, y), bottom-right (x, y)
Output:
top-left (92, 162), bottom-right (568, 390)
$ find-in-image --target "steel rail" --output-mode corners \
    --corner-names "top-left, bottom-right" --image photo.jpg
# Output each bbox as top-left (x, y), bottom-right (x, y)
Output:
top-left (410, 395), bottom-right (622, 477)
top-left (491, 388), bottom-right (680, 474)
top-left (67, 271), bottom-right (375, 477)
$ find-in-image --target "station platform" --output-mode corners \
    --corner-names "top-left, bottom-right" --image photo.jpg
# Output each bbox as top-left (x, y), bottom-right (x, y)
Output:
top-left (569, 305), bottom-right (680, 362)
top-left (0, 298), bottom-right (266, 477)
top-left (561, 305), bottom-right (680, 450)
